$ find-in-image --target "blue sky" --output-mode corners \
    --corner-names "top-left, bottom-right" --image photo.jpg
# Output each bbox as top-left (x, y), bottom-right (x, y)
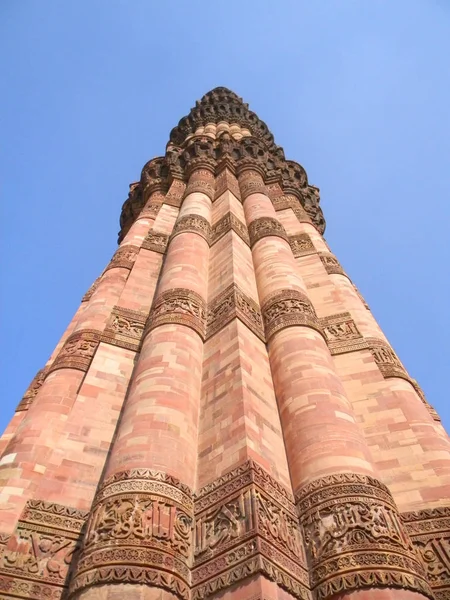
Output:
top-left (1, 1), bottom-right (449, 433)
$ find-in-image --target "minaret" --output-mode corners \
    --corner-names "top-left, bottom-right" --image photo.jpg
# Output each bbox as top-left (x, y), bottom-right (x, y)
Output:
top-left (1, 87), bottom-right (449, 600)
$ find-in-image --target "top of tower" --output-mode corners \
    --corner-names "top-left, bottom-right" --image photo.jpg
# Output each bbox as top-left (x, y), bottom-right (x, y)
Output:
top-left (169, 87), bottom-right (275, 148)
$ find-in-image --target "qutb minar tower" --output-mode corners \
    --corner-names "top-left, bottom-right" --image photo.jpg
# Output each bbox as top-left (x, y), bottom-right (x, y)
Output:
top-left (1, 88), bottom-right (449, 600)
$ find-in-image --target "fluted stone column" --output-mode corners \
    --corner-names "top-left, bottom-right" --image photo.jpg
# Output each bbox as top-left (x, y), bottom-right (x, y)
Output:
top-left (238, 164), bottom-right (432, 600)
top-left (69, 165), bottom-right (214, 600)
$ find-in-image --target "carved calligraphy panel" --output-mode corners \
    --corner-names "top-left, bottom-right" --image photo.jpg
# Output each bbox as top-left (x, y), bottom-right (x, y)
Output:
top-left (296, 473), bottom-right (432, 600)
top-left (248, 217), bottom-right (288, 247)
top-left (211, 212), bottom-right (250, 247)
top-left (146, 288), bottom-right (206, 340)
top-left (48, 330), bottom-right (101, 374)
top-left (101, 305), bottom-right (147, 352)
top-left (320, 312), bottom-right (369, 355)
top-left (402, 506), bottom-right (450, 600)
top-left (16, 368), bottom-right (48, 412)
top-left (262, 290), bottom-right (322, 340)
top-left (141, 231), bottom-right (169, 254)
top-left (105, 244), bottom-right (139, 271)
top-left (0, 500), bottom-right (87, 600)
top-left (289, 234), bottom-right (316, 258)
top-left (318, 252), bottom-right (347, 277)
top-left (206, 284), bottom-right (264, 342)
top-left (171, 214), bottom-right (212, 246)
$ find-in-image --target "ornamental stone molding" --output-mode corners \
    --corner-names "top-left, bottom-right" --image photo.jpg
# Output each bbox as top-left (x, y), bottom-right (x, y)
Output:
top-left (261, 290), bottom-right (322, 340)
top-left (105, 244), bottom-right (139, 272)
top-left (319, 251), bottom-right (348, 277)
top-left (0, 500), bottom-right (88, 600)
top-left (184, 168), bottom-right (215, 200)
top-left (171, 214), bottom-right (212, 246)
top-left (141, 230), bottom-right (169, 253)
top-left (101, 305), bottom-right (147, 352)
top-left (165, 180), bottom-right (187, 208)
top-left (289, 233), bottom-right (316, 258)
top-left (145, 288), bottom-right (207, 340)
top-left (211, 212), bottom-right (250, 247)
top-left (48, 329), bottom-right (101, 374)
top-left (119, 89), bottom-right (325, 241)
top-left (296, 473), bottom-right (433, 600)
top-left (69, 469), bottom-right (194, 600)
top-left (248, 217), bottom-right (289, 248)
top-left (401, 506), bottom-right (450, 600)
top-left (320, 312), bottom-right (369, 355)
top-left (206, 283), bottom-right (265, 342)
top-left (410, 379), bottom-right (441, 422)
top-left (16, 367), bottom-right (49, 412)
top-left (367, 337), bottom-right (409, 381)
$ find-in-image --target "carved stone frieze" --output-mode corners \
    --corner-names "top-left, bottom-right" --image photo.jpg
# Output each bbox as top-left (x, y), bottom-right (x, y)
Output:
top-left (105, 244), bottom-right (139, 272)
top-left (289, 233), bottom-right (316, 258)
top-left (185, 169), bottom-right (215, 200)
top-left (296, 473), bottom-right (432, 600)
top-left (402, 506), bottom-right (450, 599)
top-left (0, 500), bottom-right (87, 600)
top-left (69, 469), bottom-right (193, 600)
top-left (81, 276), bottom-right (101, 302)
top-left (320, 312), bottom-right (369, 355)
top-left (141, 230), bottom-right (169, 254)
top-left (318, 252), bottom-right (347, 277)
top-left (48, 329), bottom-right (101, 374)
top-left (193, 460), bottom-right (310, 600)
top-left (171, 214), bottom-right (212, 246)
top-left (146, 288), bottom-right (206, 340)
top-left (211, 212), bottom-right (250, 247)
top-left (206, 284), bottom-right (264, 342)
top-left (238, 170), bottom-right (268, 200)
top-left (16, 368), bottom-right (48, 412)
top-left (248, 217), bottom-right (288, 248)
top-left (101, 306), bottom-right (147, 352)
top-left (139, 191), bottom-right (165, 218)
top-left (214, 168), bottom-right (240, 201)
top-left (261, 290), bottom-right (322, 340)
top-left (367, 338), bottom-right (409, 381)
top-left (165, 180), bottom-right (186, 208)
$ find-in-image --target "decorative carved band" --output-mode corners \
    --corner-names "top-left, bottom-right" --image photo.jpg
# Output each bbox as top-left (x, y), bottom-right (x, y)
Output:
top-left (0, 500), bottom-right (88, 600)
top-left (214, 168), bottom-right (240, 201)
top-left (262, 290), bottom-right (322, 340)
top-left (185, 169), bottom-right (215, 200)
top-left (402, 506), bottom-right (450, 600)
top-left (141, 230), bottom-right (169, 253)
top-left (146, 288), bottom-right (206, 340)
top-left (101, 305), bottom-right (147, 352)
top-left (105, 244), bottom-right (139, 271)
top-left (289, 233), bottom-right (316, 258)
top-left (48, 329), bottom-right (101, 374)
top-left (82, 276), bottom-right (101, 302)
top-left (171, 214), bottom-right (212, 246)
top-left (206, 284), bottom-right (265, 342)
top-left (248, 217), bottom-right (288, 248)
top-left (69, 469), bottom-right (194, 600)
top-left (320, 312), bottom-right (369, 355)
top-left (193, 460), bottom-right (310, 600)
top-left (319, 252), bottom-right (348, 277)
top-left (367, 338), bottom-right (409, 381)
top-left (165, 180), bottom-right (186, 208)
top-left (140, 195), bottom-right (164, 218)
top-left (296, 473), bottom-right (433, 600)
top-left (16, 368), bottom-right (48, 412)
top-left (211, 212), bottom-right (250, 247)
top-left (239, 174), bottom-right (268, 200)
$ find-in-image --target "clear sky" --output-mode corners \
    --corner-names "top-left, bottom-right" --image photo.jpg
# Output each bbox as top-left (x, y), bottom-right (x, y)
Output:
top-left (1, 1), bottom-right (449, 434)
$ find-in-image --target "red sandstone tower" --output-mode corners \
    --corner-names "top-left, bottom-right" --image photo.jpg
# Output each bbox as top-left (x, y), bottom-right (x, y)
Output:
top-left (1, 88), bottom-right (449, 600)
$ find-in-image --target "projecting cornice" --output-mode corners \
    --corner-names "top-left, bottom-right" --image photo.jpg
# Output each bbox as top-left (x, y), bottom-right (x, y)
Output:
top-left (118, 88), bottom-right (325, 242)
